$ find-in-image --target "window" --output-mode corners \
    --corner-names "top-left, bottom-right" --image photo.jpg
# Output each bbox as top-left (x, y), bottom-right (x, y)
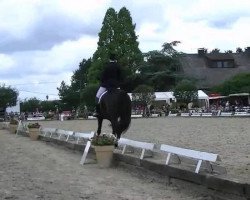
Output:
top-left (214, 61), bottom-right (234, 68)
top-left (217, 61), bottom-right (223, 68)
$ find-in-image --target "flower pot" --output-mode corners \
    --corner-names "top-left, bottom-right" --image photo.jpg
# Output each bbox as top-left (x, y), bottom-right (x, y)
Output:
top-left (94, 145), bottom-right (114, 168)
top-left (9, 124), bottom-right (18, 134)
top-left (29, 128), bottom-right (40, 140)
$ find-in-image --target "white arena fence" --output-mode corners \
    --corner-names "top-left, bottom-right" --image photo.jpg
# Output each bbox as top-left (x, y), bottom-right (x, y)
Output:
top-left (15, 120), bottom-right (226, 175)
top-left (168, 111), bottom-right (250, 117)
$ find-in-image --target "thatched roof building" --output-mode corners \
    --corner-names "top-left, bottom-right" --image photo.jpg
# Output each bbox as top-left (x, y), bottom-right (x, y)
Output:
top-left (179, 48), bottom-right (250, 89)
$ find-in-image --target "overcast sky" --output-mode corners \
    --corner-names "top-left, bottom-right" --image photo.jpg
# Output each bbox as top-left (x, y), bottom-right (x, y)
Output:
top-left (1, 0), bottom-right (250, 101)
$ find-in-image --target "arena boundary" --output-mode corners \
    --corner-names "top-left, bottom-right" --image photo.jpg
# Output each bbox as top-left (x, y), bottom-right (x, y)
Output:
top-left (14, 128), bottom-right (250, 199)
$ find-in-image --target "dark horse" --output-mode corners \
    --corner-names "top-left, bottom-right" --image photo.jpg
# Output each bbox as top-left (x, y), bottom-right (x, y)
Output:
top-left (96, 88), bottom-right (131, 142)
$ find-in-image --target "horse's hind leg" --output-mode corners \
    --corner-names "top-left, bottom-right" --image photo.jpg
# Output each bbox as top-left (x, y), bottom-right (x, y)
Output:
top-left (97, 117), bottom-right (103, 136)
top-left (110, 118), bottom-right (119, 147)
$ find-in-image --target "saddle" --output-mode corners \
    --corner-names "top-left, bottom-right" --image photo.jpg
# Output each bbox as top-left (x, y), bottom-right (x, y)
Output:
top-left (98, 88), bottom-right (120, 104)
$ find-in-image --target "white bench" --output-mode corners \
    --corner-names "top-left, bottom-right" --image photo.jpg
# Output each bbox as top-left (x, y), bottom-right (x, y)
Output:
top-left (57, 129), bottom-right (74, 141)
top-left (201, 113), bottom-right (213, 117)
top-left (131, 114), bottom-right (143, 118)
top-left (79, 131), bottom-right (95, 165)
top-left (191, 113), bottom-right (201, 117)
top-left (234, 112), bottom-right (250, 116)
top-left (118, 138), bottom-right (155, 160)
top-left (220, 112), bottom-right (233, 117)
top-left (160, 144), bottom-right (221, 173)
top-left (151, 114), bottom-right (159, 117)
top-left (181, 113), bottom-right (190, 117)
top-left (39, 127), bottom-right (57, 137)
top-left (74, 131), bottom-right (94, 144)
top-left (16, 120), bottom-right (29, 135)
top-left (168, 111), bottom-right (178, 117)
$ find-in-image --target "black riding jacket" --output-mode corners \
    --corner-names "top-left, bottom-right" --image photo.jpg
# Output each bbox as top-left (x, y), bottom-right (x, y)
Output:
top-left (100, 61), bottom-right (123, 88)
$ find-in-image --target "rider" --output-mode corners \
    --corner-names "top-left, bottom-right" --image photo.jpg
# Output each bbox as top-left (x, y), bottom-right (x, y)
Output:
top-left (94, 53), bottom-right (124, 117)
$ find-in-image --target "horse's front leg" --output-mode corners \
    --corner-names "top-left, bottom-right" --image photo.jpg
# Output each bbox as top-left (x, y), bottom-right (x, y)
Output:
top-left (97, 117), bottom-right (103, 136)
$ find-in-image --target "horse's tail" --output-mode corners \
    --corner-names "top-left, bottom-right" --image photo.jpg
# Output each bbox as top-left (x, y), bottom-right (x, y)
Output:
top-left (118, 92), bottom-right (132, 135)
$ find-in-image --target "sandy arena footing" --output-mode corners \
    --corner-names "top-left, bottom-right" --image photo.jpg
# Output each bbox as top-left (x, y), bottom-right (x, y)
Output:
top-left (0, 127), bottom-right (248, 199)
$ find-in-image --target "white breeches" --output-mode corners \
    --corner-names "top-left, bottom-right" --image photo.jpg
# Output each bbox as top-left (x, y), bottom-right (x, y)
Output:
top-left (96, 86), bottom-right (107, 99)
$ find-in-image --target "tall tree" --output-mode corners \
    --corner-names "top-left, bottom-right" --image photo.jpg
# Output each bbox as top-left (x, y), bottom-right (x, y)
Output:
top-left (88, 8), bottom-right (118, 84)
top-left (88, 7), bottom-right (143, 89)
top-left (116, 7), bottom-right (143, 75)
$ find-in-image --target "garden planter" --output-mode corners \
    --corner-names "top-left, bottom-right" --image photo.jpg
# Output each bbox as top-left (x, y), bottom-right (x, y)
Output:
top-left (9, 124), bottom-right (18, 134)
top-left (29, 128), bottom-right (40, 140)
top-left (94, 145), bottom-right (114, 168)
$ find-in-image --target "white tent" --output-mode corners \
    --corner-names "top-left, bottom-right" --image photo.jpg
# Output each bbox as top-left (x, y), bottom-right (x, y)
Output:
top-left (155, 92), bottom-right (175, 102)
top-left (128, 92), bottom-right (175, 104)
top-left (128, 90), bottom-right (209, 107)
top-left (198, 90), bottom-right (209, 108)
top-left (198, 90), bottom-right (209, 101)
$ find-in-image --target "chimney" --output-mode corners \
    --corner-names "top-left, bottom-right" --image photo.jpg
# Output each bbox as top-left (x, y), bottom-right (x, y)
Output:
top-left (245, 47), bottom-right (250, 55)
top-left (198, 48), bottom-right (206, 56)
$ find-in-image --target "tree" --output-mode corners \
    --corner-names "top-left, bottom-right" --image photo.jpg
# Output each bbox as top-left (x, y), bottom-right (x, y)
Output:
top-left (88, 8), bottom-right (118, 84)
top-left (116, 7), bottom-right (143, 75)
top-left (137, 41), bottom-right (182, 91)
top-left (20, 98), bottom-right (62, 113)
top-left (81, 84), bottom-right (99, 111)
top-left (212, 73), bottom-right (250, 95)
top-left (88, 7), bottom-right (143, 90)
top-left (40, 100), bottom-right (58, 112)
top-left (57, 58), bottom-right (93, 110)
top-left (174, 80), bottom-right (198, 106)
top-left (0, 85), bottom-right (18, 112)
top-left (236, 47), bottom-right (243, 53)
top-left (161, 41), bottom-right (181, 56)
top-left (57, 81), bottom-right (77, 109)
top-left (71, 58), bottom-right (91, 89)
top-left (132, 84), bottom-right (155, 107)
top-left (20, 97), bottom-right (40, 113)
top-left (210, 48), bottom-right (220, 53)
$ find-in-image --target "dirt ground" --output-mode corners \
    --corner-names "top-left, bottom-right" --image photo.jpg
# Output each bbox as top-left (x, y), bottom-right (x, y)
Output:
top-left (0, 129), bottom-right (245, 200)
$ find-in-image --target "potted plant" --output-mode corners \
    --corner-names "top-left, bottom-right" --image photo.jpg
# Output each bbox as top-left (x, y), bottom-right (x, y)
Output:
top-left (91, 133), bottom-right (117, 168)
top-left (9, 118), bottom-right (19, 134)
top-left (28, 122), bottom-right (41, 140)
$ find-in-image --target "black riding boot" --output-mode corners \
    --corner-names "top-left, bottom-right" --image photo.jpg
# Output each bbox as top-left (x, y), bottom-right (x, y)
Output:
top-left (93, 104), bottom-right (100, 117)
